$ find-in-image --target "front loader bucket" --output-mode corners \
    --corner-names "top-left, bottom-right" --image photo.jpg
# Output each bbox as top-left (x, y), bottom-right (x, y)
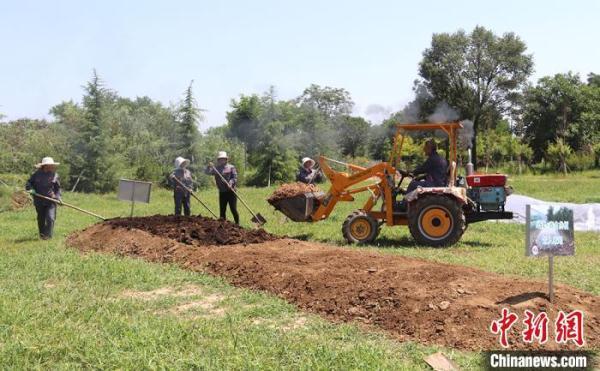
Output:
top-left (268, 192), bottom-right (325, 222)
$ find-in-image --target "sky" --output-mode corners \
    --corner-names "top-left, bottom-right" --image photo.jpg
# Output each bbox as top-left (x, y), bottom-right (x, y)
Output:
top-left (1, 0), bottom-right (599, 129)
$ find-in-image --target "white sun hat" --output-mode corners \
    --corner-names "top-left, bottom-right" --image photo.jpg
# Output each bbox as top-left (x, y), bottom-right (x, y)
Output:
top-left (301, 157), bottom-right (315, 166)
top-left (174, 156), bottom-right (190, 168)
top-left (217, 151), bottom-right (228, 159)
top-left (36, 157), bottom-right (60, 168)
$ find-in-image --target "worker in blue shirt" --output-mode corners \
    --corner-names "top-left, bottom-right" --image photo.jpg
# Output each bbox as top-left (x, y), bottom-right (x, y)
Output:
top-left (25, 157), bottom-right (62, 239)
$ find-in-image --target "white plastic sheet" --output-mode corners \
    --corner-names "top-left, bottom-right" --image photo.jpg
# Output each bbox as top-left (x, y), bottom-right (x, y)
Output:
top-left (505, 194), bottom-right (600, 232)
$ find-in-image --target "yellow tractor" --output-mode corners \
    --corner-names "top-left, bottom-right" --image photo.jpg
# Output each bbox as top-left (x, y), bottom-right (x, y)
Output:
top-left (269, 122), bottom-right (513, 246)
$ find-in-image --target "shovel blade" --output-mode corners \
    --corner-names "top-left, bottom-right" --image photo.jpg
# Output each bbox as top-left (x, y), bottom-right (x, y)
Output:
top-left (252, 213), bottom-right (267, 226)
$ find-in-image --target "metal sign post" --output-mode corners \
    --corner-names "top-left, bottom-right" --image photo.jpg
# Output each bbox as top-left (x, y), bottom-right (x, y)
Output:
top-left (548, 255), bottom-right (554, 303)
top-left (130, 181), bottom-right (136, 218)
top-left (118, 179), bottom-right (152, 218)
top-left (526, 204), bottom-right (575, 303)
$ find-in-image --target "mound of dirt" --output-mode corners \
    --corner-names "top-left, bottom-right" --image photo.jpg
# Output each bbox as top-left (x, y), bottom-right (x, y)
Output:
top-left (67, 225), bottom-right (600, 351)
top-left (11, 191), bottom-right (31, 210)
top-left (267, 182), bottom-right (321, 203)
top-left (105, 215), bottom-right (278, 245)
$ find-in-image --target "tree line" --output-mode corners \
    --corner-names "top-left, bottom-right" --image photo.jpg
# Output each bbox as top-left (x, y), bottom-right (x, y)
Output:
top-left (2, 27), bottom-right (600, 192)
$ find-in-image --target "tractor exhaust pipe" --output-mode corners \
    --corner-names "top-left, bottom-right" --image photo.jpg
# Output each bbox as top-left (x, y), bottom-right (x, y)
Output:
top-left (466, 148), bottom-right (474, 175)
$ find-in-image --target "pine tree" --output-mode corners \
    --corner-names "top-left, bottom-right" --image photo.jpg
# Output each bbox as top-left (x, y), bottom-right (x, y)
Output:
top-left (178, 81), bottom-right (202, 162)
top-left (71, 69), bottom-right (115, 192)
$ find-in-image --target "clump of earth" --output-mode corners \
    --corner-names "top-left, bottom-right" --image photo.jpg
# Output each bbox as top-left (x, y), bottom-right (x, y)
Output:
top-left (267, 182), bottom-right (321, 203)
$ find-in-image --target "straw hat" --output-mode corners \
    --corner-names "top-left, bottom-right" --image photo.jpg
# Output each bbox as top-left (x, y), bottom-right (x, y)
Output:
top-left (36, 157), bottom-right (60, 168)
top-left (217, 151), bottom-right (228, 159)
top-left (174, 156), bottom-right (190, 168)
top-left (301, 157), bottom-right (315, 167)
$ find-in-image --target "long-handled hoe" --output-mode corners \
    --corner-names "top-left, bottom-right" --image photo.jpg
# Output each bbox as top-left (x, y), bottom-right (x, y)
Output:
top-left (31, 193), bottom-right (106, 221)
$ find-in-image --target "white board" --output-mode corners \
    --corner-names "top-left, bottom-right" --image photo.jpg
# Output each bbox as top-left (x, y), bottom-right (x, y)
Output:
top-left (118, 179), bottom-right (152, 203)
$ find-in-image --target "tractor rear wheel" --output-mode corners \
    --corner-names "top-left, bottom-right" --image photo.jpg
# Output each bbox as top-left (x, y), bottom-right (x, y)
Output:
top-left (408, 195), bottom-right (465, 247)
top-left (342, 211), bottom-right (379, 244)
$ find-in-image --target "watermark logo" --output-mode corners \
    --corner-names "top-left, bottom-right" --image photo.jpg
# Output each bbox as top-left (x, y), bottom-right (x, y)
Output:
top-left (491, 308), bottom-right (585, 347)
top-left (556, 310), bottom-right (585, 347)
top-left (490, 308), bottom-right (519, 348)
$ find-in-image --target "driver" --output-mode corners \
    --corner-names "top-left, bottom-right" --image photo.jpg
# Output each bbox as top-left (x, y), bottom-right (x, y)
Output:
top-left (406, 139), bottom-right (448, 193)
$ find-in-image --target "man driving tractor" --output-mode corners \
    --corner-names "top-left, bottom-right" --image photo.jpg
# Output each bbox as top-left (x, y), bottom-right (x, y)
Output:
top-left (406, 139), bottom-right (448, 193)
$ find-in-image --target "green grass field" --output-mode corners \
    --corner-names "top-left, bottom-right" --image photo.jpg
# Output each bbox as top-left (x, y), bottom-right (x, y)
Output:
top-left (1, 171), bottom-right (599, 369)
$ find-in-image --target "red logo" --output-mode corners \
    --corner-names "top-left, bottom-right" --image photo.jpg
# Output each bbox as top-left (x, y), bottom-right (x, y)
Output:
top-left (522, 310), bottom-right (549, 344)
top-left (491, 309), bottom-right (586, 347)
top-left (555, 310), bottom-right (585, 347)
top-left (491, 308), bottom-right (519, 348)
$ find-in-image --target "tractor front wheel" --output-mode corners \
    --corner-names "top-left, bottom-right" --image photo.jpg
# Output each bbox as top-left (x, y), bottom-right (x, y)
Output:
top-left (342, 211), bottom-right (379, 244)
top-left (408, 195), bottom-right (465, 247)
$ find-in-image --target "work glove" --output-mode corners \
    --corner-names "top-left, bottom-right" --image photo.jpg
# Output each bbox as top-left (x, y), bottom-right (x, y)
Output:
top-left (28, 189), bottom-right (36, 195)
top-left (208, 162), bottom-right (214, 168)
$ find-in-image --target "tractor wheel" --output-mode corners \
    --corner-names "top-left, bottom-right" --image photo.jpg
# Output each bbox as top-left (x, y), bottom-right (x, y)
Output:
top-left (408, 195), bottom-right (465, 247)
top-left (342, 211), bottom-right (379, 244)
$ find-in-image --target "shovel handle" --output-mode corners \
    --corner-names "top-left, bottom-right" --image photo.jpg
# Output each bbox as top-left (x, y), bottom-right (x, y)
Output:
top-left (32, 193), bottom-right (106, 220)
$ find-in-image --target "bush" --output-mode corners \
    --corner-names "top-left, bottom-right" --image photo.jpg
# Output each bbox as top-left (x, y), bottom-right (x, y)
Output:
top-left (546, 139), bottom-right (573, 174)
top-left (566, 152), bottom-right (595, 171)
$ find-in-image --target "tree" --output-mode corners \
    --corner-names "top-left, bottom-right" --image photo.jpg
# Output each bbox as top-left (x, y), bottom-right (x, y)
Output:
top-left (368, 112), bottom-right (404, 161)
top-left (226, 94), bottom-right (263, 154)
top-left (296, 84), bottom-right (353, 118)
top-left (522, 73), bottom-right (585, 160)
top-left (178, 81), bottom-right (202, 162)
top-left (588, 73), bottom-right (600, 88)
top-left (69, 70), bottom-right (117, 192)
top-left (417, 26), bottom-right (534, 168)
top-left (337, 116), bottom-right (370, 157)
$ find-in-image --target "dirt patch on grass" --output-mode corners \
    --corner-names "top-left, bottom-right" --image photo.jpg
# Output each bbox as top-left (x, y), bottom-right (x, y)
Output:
top-left (67, 221), bottom-right (600, 351)
top-left (170, 294), bottom-right (226, 318)
top-left (121, 287), bottom-right (171, 300)
top-left (119, 285), bottom-right (227, 318)
top-left (252, 314), bottom-right (310, 331)
top-left (120, 286), bottom-right (205, 300)
top-left (11, 191), bottom-right (31, 211)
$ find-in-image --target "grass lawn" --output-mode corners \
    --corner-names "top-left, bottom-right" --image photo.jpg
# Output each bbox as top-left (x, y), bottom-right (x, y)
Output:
top-left (1, 171), bottom-right (599, 369)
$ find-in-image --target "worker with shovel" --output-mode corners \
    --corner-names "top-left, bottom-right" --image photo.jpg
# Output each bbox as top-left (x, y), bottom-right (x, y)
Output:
top-left (205, 151), bottom-right (240, 224)
top-left (169, 156), bottom-right (193, 216)
top-left (25, 157), bottom-right (62, 239)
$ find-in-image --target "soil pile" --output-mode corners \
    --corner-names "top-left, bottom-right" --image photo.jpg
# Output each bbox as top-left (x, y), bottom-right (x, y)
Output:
top-left (267, 182), bottom-right (321, 203)
top-left (106, 215), bottom-right (278, 245)
top-left (11, 191), bottom-right (31, 210)
top-left (67, 225), bottom-right (600, 351)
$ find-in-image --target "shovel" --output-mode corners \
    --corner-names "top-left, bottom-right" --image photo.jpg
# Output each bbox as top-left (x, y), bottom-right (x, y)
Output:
top-left (210, 165), bottom-right (267, 226)
top-left (31, 193), bottom-right (106, 220)
top-left (170, 176), bottom-right (218, 218)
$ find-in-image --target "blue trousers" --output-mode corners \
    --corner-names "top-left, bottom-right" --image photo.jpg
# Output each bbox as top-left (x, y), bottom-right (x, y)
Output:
top-left (174, 192), bottom-right (191, 216)
top-left (35, 202), bottom-right (56, 238)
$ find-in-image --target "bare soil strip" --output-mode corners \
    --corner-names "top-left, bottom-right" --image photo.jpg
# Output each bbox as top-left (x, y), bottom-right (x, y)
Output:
top-left (67, 219), bottom-right (600, 351)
